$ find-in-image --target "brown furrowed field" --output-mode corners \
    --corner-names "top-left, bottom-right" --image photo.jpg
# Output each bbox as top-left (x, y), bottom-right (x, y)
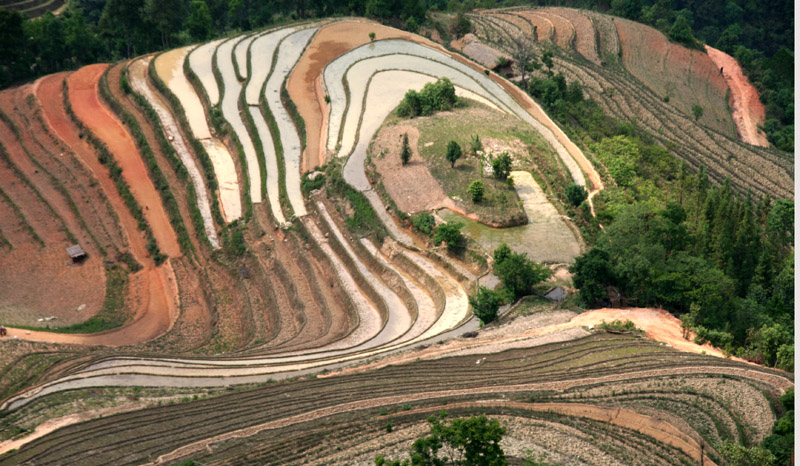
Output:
top-left (472, 8), bottom-right (793, 200)
top-left (0, 334), bottom-right (789, 465)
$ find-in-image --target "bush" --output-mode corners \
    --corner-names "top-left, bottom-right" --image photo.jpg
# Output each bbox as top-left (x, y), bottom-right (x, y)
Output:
top-left (401, 133), bottom-right (411, 165)
top-left (433, 221), bottom-right (463, 250)
top-left (566, 184), bottom-right (588, 207)
top-left (446, 140), bottom-right (462, 168)
top-left (395, 78), bottom-right (457, 118)
top-left (450, 12), bottom-right (472, 38)
top-left (468, 179), bottom-right (484, 203)
top-left (469, 286), bottom-right (503, 324)
top-left (411, 211), bottom-right (436, 236)
top-left (469, 134), bottom-right (483, 154)
top-left (493, 243), bottom-right (550, 299)
top-left (491, 152), bottom-right (512, 180)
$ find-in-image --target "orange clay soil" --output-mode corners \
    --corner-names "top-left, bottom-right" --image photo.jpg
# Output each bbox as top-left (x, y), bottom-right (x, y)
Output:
top-left (1, 72), bottom-right (181, 346)
top-left (67, 64), bottom-right (180, 258)
top-left (288, 20), bottom-right (603, 196)
top-left (705, 45), bottom-right (769, 147)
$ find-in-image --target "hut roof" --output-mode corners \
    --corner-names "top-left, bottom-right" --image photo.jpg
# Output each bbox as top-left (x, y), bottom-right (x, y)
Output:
top-left (66, 244), bottom-right (86, 259)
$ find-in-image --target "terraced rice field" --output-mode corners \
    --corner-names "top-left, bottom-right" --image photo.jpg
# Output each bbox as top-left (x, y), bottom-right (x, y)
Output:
top-left (0, 15), bottom-right (791, 463)
top-left (473, 7), bottom-right (793, 199)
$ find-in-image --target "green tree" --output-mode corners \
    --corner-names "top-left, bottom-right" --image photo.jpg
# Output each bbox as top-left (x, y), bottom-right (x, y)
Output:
top-left (565, 184), bottom-right (587, 207)
top-left (433, 221), bottom-right (463, 250)
top-left (611, 0), bottom-right (642, 20)
top-left (691, 104), bottom-right (704, 121)
top-left (186, 1), bottom-right (213, 41)
top-left (99, 0), bottom-right (150, 58)
top-left (412, 211), bottom-right (436, 236)
top-left (469, 286), bottom-right (502, 324)
top-left (493, 246), bottom-right (550, 299)
top-left (491, 152), bottom-right (512, 180)
top-left (401, 133), bottom-right (412, 166)
top-left (570, 248), bottom-right (615, 305)
top-left (376, 413), bottom-right (507, 466)
top-left (767, 199), bottom-right (793, 248)
top-left (468, 180), bottom-right (484, 203)
top-left (369, 31), bottom-right (376, 41)
top-left (0, 10), bottom-right (28, 86)
top-left (446, 140), bottom-right (462, 168)
top-left (144, 0), bottom-right (186, 48)
top-left (669, 15), bottom-right (697, 48)
top-left (450, 11), bottom-right (472, 39)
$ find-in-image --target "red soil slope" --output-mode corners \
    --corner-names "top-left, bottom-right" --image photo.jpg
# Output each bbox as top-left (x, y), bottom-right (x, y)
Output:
top-left (614, 18), bottom-right (735, 137)
top-left (705, 45), bottom-right (769, 147)
top-left (67, 64), bottom-right (180, 258)
top-left (3, 72), bottom-right (180, 346)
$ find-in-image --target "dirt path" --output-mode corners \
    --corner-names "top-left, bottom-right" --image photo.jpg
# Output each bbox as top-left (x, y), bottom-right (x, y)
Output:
top-left (325, 307), bottom-right (749, 377)
top-left (67, 64), bottom-right (180, 258)
top-left (705, 46), bottom-right (769, 147)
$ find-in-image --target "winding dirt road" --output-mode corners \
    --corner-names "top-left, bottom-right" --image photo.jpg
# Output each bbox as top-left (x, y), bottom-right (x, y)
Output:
top-left (705, 46), bottom-right (769, 147)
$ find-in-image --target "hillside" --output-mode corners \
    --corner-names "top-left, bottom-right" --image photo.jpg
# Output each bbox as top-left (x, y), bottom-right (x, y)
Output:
top-left (0, 10), bottom-right (793, 466)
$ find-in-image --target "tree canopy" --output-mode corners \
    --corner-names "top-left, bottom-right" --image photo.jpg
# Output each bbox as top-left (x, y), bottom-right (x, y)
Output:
top-left (376, 413), bottom-right (507, 466)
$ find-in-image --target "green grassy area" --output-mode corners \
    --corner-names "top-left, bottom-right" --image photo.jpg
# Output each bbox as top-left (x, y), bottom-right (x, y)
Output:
top-left (382, 99), bottom-right (567, 227)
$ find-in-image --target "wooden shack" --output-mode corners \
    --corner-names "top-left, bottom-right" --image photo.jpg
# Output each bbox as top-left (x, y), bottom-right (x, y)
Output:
top-left (66, 244), bottom-right (87, 263)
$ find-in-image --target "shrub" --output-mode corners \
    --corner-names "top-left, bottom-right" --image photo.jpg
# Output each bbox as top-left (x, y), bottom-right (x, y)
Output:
top-left (566, 184), bottom-right (588, 207)
top-left (400, 132), bottom-right (411, 165)
top-left (411, 211), bottom-right (436, 236)
top-left (468, 179), bottom-right (484, 203)
top-left (395, 78), bottom-right (457, 118)
top-left (493, 243), bottom-right (550, 299)
top-left (433, 221), bottom-right (463, 250)
top-left (470, 286), bottom-right (503, 324)
top-left (491, 152), bottom-right (512, 180)
top-left (446, 140), bottom-right (462, 168)
top-left (450, 12), bottom-right (472, 38)
top-left (469, 134), bottom-right (483, 154)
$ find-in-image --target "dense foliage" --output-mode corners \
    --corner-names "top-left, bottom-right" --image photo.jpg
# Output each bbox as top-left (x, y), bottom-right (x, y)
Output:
top-left (493, 243), bottom-right (550, 299)
top-left (433, 221), bottom-right (464, 250)
top-left (396, 78), bottom-right (458, 118)
top-left (376, 413), bottom-right (507, 466)
top-left (469, 285), bottom-right (502, 324)
top-left (570, 180), bottom-right (794, 367)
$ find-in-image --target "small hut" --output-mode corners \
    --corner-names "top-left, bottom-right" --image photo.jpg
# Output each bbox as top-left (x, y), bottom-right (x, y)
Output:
top-left (66, 244), bottom-right (87, 263)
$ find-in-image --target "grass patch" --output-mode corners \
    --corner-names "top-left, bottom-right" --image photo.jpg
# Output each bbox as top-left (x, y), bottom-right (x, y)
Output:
top-left (387, 100), bottom-right (566, 226)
